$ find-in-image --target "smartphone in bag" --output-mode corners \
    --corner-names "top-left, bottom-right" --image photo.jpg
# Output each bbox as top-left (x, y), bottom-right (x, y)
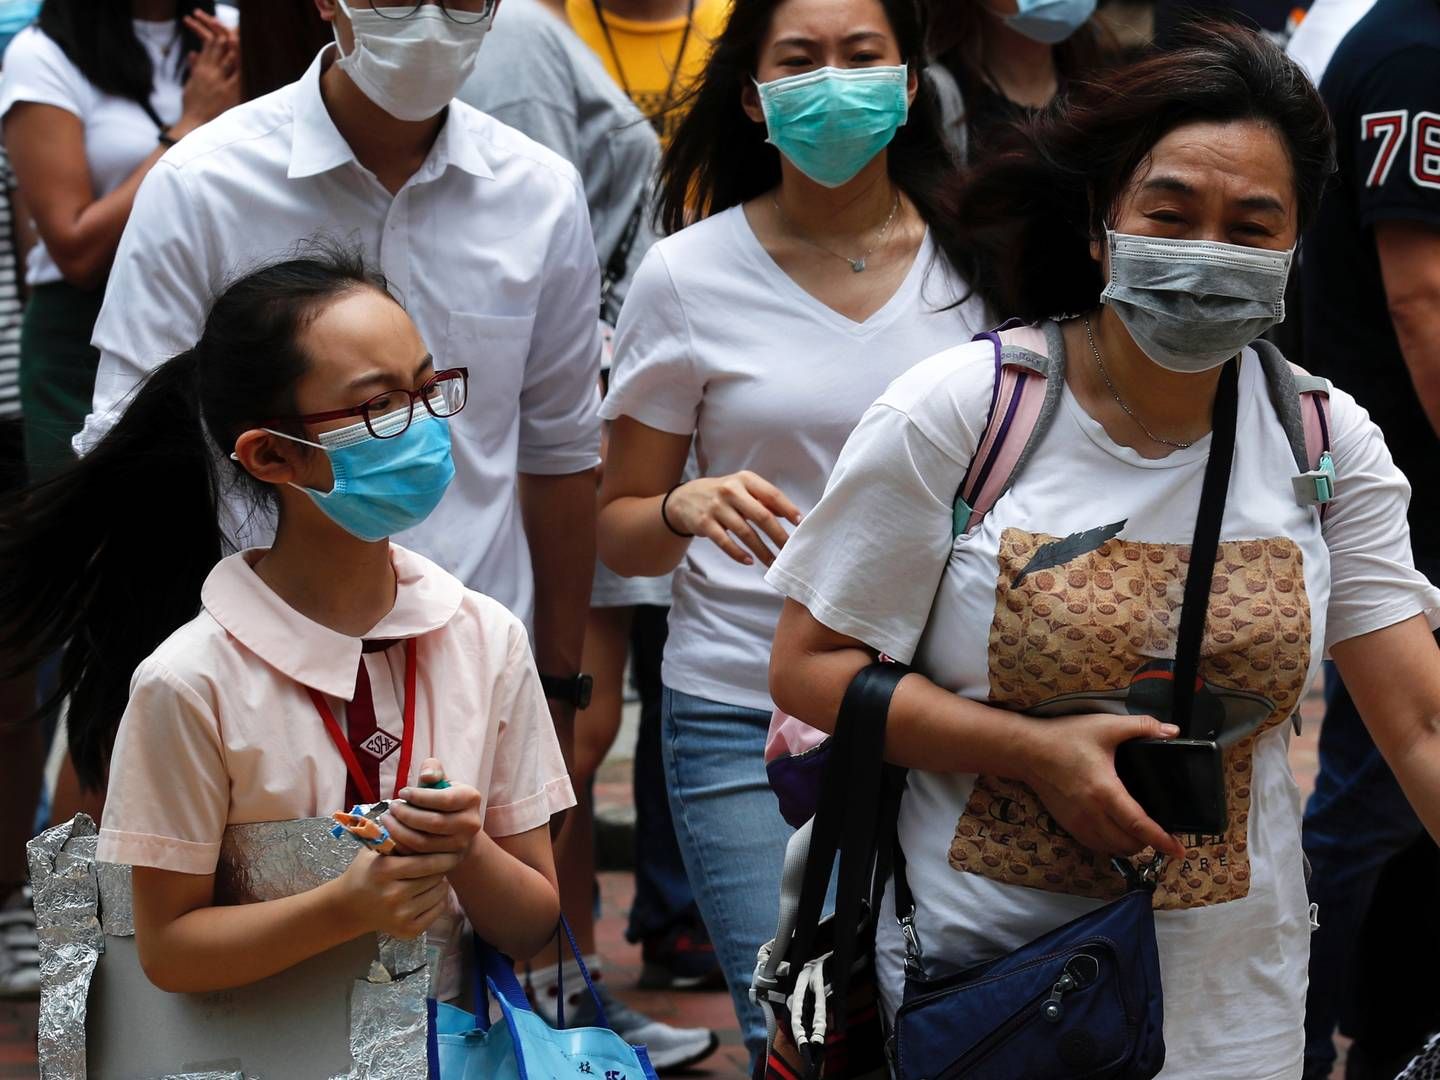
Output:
top-left (1114, 737), bottom-right (1226, 836)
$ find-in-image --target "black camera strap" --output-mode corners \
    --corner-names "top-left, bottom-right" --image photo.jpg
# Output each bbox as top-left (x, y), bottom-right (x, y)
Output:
top-left (1170, 358), bottom-right (1240, 741)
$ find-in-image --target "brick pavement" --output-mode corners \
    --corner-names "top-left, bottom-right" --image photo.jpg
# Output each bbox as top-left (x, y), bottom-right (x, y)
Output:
top-left (0, 687), bottom-right (1345, 1076)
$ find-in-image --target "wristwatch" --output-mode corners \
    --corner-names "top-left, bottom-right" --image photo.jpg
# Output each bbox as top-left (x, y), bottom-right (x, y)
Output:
top-left (540, 673), bottom-right (593, 710)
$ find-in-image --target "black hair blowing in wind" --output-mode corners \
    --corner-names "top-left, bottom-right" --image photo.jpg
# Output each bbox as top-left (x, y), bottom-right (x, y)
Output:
top-left (944, 22), bottom-right (1335, 323)
top-left (0, 247), bottom-right (395, 789)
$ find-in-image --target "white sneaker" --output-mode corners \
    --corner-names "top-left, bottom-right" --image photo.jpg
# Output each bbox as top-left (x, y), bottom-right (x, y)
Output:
top-left (0, 886), bottom-right (39, 1000)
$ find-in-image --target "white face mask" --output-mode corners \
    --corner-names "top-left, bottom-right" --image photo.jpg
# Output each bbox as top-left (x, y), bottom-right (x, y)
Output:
top-left (334, 1), bottom-right (493, 122)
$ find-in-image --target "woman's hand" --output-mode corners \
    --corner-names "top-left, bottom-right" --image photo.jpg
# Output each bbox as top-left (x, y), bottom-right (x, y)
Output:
top-left (334, 846), bottom-right (461, 940)
top-left (665, 471), bottom-right (803, 566)
top-left (1021, 714), bottom-right (1187, 859)
top-left (383, 759), bottom-right (484, 856)
top-left (177, 10), bottom-right (240, 132)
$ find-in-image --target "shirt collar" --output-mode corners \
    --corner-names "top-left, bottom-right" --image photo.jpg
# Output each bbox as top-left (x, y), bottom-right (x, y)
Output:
top-left (201, 544), bottom-right (466, 701)
top-left (287, 44), bottom-right (493, 182)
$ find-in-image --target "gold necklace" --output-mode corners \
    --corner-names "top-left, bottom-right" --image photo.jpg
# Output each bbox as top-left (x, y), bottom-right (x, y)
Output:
top-left (1083, 316), bottom-right (1194, 450)
top-left (771, 191), bottom-right (901, 273)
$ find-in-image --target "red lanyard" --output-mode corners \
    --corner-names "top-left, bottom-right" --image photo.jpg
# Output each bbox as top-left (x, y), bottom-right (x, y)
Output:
top-left (308, 638), bottom-right (417, 805)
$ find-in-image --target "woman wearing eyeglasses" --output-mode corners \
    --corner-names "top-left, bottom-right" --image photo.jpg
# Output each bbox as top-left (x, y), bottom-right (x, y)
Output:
top-left (0, 248), bottom-right (574, 999)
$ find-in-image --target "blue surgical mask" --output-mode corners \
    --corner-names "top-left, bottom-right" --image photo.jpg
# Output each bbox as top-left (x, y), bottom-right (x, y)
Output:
top-left (265, 409), bottom-right (456, 542)
top-left (1001, 0), bottom-right (1095, 45)
top-left (754, 65), bottom-right (909, 188)
top-left (0, 0), bottom-right (39, 55)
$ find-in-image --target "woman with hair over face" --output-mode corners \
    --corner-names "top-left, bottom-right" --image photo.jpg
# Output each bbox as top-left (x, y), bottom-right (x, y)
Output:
top-left (767, 24), bottom-right (1440, 1079)
top-left (595, 0), bottom-right (986, 1058)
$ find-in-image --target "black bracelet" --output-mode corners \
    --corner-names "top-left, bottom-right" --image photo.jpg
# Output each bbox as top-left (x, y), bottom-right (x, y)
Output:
top-left (158, 129), bottom-right (178, 148)
top-left (660, 483), bottom-right (693, 538)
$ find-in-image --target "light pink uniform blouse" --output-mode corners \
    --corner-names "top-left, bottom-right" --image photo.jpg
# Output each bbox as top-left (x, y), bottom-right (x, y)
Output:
top-left (97, 544), bottom-right (575, 996)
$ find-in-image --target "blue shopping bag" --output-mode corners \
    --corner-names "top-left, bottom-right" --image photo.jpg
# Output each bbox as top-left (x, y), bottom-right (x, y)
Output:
top-left (428, 918), bottom-right (659, 1080)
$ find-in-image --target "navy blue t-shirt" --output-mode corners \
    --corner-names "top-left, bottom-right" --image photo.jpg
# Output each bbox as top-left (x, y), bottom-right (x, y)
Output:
top-left (1301, 0), bottom-right (1440, 562)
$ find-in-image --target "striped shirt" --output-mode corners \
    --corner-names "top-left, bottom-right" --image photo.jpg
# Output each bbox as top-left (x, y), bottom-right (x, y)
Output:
top-left (0, 147), bottom-right (22, 419)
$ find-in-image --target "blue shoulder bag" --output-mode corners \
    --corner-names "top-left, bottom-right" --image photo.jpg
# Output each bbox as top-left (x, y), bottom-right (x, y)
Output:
top-left (429, 918), bottom-right (659, 1080)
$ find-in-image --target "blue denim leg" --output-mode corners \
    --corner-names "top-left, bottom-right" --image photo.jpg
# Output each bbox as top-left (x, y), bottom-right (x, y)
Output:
top-left (1301, 662), bottom-right (1426, 1078)
top-left (661, 685), bottom-right (790, 1070)
top-left (626, 607), bottom-right (702, 943)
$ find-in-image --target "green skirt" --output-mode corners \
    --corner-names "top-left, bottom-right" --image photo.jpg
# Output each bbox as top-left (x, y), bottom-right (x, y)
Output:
top-left (19, 280), bottom-right (105, 482)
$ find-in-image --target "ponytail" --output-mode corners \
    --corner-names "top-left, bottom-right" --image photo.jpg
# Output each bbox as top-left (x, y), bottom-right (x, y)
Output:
top-left (0, 242), bottom-right (393, 789)
top-left (0, 351), bottom-right (222, 787)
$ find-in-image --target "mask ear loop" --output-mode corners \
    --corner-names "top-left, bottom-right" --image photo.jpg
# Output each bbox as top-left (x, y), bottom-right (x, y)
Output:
top-left (228, 428), bottom-right (328, 465)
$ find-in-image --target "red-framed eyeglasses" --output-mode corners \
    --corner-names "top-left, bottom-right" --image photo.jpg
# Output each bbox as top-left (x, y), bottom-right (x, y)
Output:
top-left (269, 367), bottom-right (469, 440)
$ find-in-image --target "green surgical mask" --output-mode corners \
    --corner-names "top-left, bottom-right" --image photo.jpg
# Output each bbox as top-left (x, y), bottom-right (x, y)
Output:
top-left (754, 65), bottom-right (909, 188)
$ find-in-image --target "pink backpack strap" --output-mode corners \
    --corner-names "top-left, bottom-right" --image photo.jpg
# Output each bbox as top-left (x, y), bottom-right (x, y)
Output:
top-left (953, 323), bottom-right (1058, 538)
top-left (1290, 364), bottom-right (1335, 523)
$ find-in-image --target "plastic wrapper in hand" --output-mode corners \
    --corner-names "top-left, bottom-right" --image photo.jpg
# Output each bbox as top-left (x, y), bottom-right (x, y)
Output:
top-left (28, 814), bottom-right (434, 1078)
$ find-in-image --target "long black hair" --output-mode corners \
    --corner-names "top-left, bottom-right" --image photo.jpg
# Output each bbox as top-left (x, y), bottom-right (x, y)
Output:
top-left (0, 246), bottom-right (394, 789)
top-left (37, 0), bottom-right (217, 110)
top-left (924, 0), bottom-right (1113, 94)
top-left (946, 21), bottom-right (1335, 323)
top-left (657, 0), bottom-right (967, 273)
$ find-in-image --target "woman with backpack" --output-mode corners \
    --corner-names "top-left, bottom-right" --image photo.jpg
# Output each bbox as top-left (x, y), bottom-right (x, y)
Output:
top-left (768, 25), bottom-right (1440, 1080)
top-left (594, 0), bottom-right (987, 1059)
top-left (0, 249), bottom-right (573, 1002)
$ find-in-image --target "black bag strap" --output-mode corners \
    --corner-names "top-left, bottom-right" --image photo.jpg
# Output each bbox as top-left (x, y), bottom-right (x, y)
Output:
top-left (1171, 358), bottom-right (1240, 740)
top-left (787, 662), bottom-right (909, 1038)
top-left (599, 197), bottom-right (645, 325)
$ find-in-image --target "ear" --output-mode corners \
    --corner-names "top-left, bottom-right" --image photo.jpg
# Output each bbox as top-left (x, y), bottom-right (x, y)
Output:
top-left (315, 0), bottom-right (351, 52)
top-left (741, 79), bottom-right (765, 126)
top-left (233, 429), bottom-right (312, 488)
top-left (906, 63), bottom-right (919, 108)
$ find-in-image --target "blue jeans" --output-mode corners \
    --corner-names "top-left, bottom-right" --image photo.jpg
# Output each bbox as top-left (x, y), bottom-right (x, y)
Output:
top-left (1301, 660), bottom-right (1429, 1078)
top-left (626, 607), bottom-right (703, 943)
top-left (661, 685), bottom-right (790, 1068)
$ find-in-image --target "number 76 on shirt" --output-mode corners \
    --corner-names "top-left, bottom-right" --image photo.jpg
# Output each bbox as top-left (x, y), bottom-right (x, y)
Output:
top-left (1361, 109), bottom-right (1440, 188)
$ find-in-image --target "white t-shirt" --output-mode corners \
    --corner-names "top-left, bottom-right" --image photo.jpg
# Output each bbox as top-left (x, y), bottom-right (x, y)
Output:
top-left (0, 14), bottom-right (236, 286)
top-left (1286, 0), bottom-right (1377, 85)
top-left (601, 205), bottom-right (987, 710)
top-left (768, 330), bottom-right (1440, 1080)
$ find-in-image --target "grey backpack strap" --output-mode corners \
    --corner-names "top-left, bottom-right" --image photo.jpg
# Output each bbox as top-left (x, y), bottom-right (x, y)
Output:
top-left (1252, 338), bottom-right (1337, 515)
top-left (1252, 338), bottom-right (1310, 475)
top-left (953, 320), bottom-right (1068, 537)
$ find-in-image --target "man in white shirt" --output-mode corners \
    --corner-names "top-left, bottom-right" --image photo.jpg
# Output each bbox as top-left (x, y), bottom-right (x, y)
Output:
top-left (76, 0), bottom-right (600, 755)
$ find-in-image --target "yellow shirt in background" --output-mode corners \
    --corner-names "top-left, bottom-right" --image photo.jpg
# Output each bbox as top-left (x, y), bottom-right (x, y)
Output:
top-left (565, 0), bottom-right (729, 146)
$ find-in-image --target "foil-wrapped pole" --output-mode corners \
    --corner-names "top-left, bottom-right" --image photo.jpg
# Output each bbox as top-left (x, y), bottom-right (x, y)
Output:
top-left (28, 815), bottom-right (105, 1080)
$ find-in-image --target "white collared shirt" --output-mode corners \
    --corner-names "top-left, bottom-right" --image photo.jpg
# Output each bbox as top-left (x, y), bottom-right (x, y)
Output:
top-left (77, 47), bottom-right (603, 622)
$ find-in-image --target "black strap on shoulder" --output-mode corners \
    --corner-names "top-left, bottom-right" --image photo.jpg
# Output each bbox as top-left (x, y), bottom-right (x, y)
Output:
top-left (600, 197), bottom-right (645, 325)
top-left (1171, 358), bottom-right (1239, 740)
top-left (787, 662), bottom-right (909, 1035)
top-left (138, 98), bottom-right (167, 135)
